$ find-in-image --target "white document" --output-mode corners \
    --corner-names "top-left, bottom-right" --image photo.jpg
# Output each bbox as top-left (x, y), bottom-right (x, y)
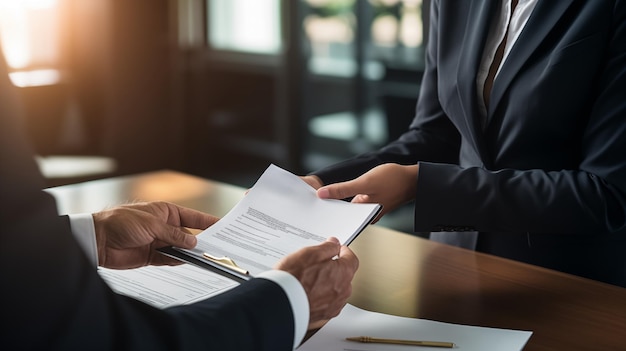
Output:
top-left (298, 304), bottom-right (532, 351)
top-left (178, 164), bottom-right (381, 277)
top-left (98, 264), bottom-right (238, 308)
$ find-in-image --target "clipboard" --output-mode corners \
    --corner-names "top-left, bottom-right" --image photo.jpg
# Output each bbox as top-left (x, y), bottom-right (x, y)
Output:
top-left (157, 164), bottom-right (382, 284)
top-left (157, 204), bottom-right (381, 284)
top-left (157, 246), bottom-right (250, 283)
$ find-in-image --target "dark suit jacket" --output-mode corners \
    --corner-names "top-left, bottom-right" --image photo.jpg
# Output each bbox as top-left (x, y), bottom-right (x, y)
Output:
top-left (313, 0), bottom-right (626, 287)
top-left (0, 59), bottom-right (295, 349)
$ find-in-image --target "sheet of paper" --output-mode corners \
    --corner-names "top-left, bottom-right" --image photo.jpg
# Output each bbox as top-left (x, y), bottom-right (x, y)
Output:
top-left (181, 164), bottom-right (381, 276)
top-left (98, 264), bottom-right (238, 308)
top-left (298, 304), bottom-right (532, 351)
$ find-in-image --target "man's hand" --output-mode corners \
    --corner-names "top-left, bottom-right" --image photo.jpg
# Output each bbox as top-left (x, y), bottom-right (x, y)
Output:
top-left (275, 237), bottom-right (359, 330)
top-left (93, 201), bottom-right (219, 269)
top-left (316, 163), bottom-right (419, 222)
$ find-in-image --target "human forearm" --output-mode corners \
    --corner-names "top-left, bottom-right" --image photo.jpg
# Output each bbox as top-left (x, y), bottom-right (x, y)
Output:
top-left (167, 278), bottom-right (298, 351)
top-left (414, 162), bottom-right (626, 234)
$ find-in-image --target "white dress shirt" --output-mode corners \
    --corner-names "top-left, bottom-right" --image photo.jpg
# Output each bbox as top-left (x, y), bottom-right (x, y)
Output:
top-left (67, 214), bottom-right (308, 349)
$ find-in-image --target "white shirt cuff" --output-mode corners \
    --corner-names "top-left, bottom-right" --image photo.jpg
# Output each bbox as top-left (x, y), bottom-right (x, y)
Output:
top-left (257, 270), bottom-right (309, 349)
top-left (68, 213), bottom-right (98, 267)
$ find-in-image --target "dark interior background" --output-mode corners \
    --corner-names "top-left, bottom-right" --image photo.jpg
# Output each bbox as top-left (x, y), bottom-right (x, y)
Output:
top-left (1, 0), bottom-right (429, 233)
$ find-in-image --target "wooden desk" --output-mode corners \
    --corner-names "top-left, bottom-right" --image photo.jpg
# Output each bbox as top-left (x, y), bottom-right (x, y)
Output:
top-left (47, 170), bottom-right (626, 351)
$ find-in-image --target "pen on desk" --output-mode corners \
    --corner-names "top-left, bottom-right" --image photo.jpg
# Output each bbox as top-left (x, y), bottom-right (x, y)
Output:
top-left (346, 336), bottom-right (456, 348)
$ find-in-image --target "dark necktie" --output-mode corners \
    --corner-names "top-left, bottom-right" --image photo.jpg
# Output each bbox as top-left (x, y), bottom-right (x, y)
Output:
top-left (483, 0), bottom-right (519, 109)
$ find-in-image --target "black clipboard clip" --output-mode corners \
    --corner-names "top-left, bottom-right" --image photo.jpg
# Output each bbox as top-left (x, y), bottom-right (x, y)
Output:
top-left (156, 246), bottom-right (251, 283)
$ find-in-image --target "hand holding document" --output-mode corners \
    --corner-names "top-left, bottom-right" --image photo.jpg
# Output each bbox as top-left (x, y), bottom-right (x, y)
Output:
top-left (161, 164), bottom-right (381, 281)
top-left (102, 164), bottom-right (379, 308)
top-left (298, 304), bottom-right (532, 351)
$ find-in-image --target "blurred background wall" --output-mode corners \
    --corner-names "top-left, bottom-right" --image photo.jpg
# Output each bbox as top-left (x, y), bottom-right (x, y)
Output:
top-left (0, 0), bottom-right (428, 231)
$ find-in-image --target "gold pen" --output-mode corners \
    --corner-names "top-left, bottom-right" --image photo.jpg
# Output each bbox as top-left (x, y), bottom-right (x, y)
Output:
top-left (346, 336), bottom-right (456, 348)
top-left (203, 252), bottom-right (249, 275)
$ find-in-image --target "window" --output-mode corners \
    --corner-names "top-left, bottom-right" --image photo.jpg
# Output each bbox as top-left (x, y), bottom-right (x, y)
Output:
top-left (303, 0), bottom-right (425, 77)
top-left (0, 0), bottom-right (64, 87)
top-left (207, 0), bottom-right (283, 55)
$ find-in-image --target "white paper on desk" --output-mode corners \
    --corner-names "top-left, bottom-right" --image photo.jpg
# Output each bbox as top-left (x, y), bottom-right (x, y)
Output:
top-left (181, 164), bottom-right (381, 276)
top-left (99, 264), bottom-right (238, 308)
top-left (298, 304), bottom-right (532, 351)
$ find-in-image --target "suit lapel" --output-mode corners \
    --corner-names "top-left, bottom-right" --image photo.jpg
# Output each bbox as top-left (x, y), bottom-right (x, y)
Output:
top-left (455, 0), bottom-right (498, 161)
top-left (487, 0), bottom-right (576, 119)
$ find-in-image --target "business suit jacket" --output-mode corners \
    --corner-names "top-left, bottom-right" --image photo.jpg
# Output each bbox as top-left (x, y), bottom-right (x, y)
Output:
top-left (0, 60), bottom-right (295, 349)
top-left (313, 0), bottom-right (626, 287)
